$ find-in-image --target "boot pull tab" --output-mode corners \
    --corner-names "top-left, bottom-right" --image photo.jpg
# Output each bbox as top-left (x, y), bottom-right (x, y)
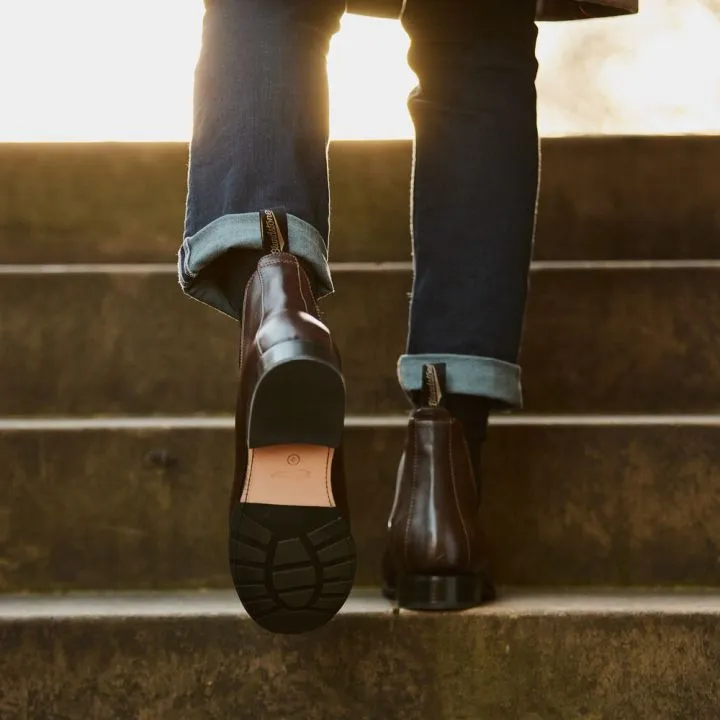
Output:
top-left (260, 208), bottom-right (288, 254)
top-left (422, 364), bottom-right (446, 408)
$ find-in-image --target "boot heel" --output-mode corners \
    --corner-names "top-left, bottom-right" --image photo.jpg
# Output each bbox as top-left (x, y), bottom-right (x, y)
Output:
top-left (396, 574), bottom-right (496, 611)
top-left (247, 340), bottom-right (345, 449)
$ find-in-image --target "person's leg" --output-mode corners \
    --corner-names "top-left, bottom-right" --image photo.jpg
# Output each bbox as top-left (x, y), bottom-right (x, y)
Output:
top-left (399, 0), bottom-right (540, 445)
top-left (182, 0), bottom-right (355, 636)
top-left (180, 0), bottom-right (346, 318)
top-left (384, 1), bottom-right (540, 611)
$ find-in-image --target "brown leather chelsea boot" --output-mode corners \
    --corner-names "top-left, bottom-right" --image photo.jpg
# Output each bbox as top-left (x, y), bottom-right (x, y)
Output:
top-left (382, 364), bottom-right (496, 610)
top-left (228, 209), bottom-right (356, 635)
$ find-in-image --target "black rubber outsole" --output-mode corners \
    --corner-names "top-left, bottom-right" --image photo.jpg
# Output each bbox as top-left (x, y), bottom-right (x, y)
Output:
top-left (233, 339), bottom-right (352, 633)
top-left (383, 574), bottom-right (497, 612)
top-left (230, 503), bottom-right (357, 634)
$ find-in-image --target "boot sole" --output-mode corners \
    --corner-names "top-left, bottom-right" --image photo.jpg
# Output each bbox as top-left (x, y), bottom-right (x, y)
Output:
top-left (384, 574), bottom-right (497, 612)
top-left (230, 340), bottom-right (356, 634)
top-left (247, 340), bottom-right (345, 449)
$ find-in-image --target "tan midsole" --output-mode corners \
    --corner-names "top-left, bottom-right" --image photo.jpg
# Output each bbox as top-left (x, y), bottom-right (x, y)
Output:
top-left (241, 444), bottom-right (336, 507)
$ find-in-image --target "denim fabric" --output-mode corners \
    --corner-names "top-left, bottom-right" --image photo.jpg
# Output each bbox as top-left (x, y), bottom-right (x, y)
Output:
top-left (180, 213), bottom-right (333, 318)
top-left (182, 0), bottom-right (539, 408)
top-left (398, 354), bottom-right (522, 409)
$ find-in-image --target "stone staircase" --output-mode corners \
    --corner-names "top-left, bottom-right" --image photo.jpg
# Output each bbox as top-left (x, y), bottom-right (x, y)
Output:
top-left (1, 137), bottom-right (720, 719)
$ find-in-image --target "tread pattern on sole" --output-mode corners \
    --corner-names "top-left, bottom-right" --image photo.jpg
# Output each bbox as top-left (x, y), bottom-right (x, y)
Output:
top-left (230, 504), bottom-right (356, 635)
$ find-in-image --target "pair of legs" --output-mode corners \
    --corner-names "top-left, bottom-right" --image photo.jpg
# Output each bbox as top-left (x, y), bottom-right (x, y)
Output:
top-left (181, 0), bottom-right (540, 632)
top-left (181, 0), bottom-right (540, 415)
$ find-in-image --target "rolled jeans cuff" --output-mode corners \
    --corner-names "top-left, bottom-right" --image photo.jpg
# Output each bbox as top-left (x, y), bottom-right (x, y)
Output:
top-left (397, 353), bottom-right (523, 410)
top-left (178, 212), bottom-right (334, 320)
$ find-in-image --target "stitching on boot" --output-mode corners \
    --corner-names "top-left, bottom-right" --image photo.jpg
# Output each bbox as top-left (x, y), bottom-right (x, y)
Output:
top-left (255, 268), bottom-right (266, 357)
top-left (257, 266), bottom-right (266, 318)
top-left (260, 256), bottom-right (320, 316)
top-left (449, 427), bottom-right (472, 569)
top-left (404, 421), bottom-right (420, 569)
top-left (260, 257), bottom-right (297, 268)
top-left (324, 449), bottom-right (332, 507)
top-left (295, 260), bottom-right (310, 314)
top-left (241, 449), bottom-right (256, 504)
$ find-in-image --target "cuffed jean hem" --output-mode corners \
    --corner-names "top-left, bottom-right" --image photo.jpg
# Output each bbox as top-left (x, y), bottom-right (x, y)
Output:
top-left (397, 354), bottom-right (523, 410)
top-left (178, 212), bottom-right (334, 320)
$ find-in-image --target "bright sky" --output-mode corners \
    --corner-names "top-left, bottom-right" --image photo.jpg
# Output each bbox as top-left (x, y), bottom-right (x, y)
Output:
top-left (0, 0), bottom-right (718, 141)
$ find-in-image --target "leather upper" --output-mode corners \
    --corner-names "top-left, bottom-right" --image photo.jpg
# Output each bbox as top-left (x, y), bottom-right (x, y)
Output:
top-left (385, 405), bottom-right (490, 578)
top-left (239, 253), bottom-right (324, 377)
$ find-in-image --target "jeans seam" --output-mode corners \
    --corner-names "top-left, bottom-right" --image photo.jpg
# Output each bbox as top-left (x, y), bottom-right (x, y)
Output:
top-left (182, 238), bottom-right (195, 281)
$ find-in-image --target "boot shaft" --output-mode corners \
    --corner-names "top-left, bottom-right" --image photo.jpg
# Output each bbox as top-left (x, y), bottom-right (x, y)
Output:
top-left (387, 364), bottom-right (489, 576)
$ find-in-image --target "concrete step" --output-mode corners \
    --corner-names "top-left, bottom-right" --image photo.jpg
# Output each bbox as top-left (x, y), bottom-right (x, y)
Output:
top-left (3, 417), bottom-right (720, 592)
top-left (1, 137), bottom-right (718, 265)
top-left (2, 264), bottom-right (720, 416)
top-left (2, 589), bottom-right (719, 719)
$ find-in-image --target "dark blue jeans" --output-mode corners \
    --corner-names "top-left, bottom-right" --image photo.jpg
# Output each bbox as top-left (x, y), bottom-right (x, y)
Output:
top-left (180, 0), bottom-right (539, 408)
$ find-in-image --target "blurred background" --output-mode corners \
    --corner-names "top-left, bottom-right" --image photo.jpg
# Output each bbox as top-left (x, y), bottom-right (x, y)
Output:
top-left (0, 0), bottom-right (718, 142)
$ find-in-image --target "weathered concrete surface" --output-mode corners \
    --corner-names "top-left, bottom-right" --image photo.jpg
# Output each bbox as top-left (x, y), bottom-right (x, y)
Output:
top-left (2, 267), bottom-right (720, 416)
top-left (1, 590), bottom-right (720, 720)
top-left (1, 137), bottom-right (718, 264)
top-left (3, 421), bottom-right (720, 592)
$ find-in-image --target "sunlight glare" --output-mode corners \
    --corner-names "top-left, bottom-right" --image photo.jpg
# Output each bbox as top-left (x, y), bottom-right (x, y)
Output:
top-left (0, 0), bottom-right (718, 141)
